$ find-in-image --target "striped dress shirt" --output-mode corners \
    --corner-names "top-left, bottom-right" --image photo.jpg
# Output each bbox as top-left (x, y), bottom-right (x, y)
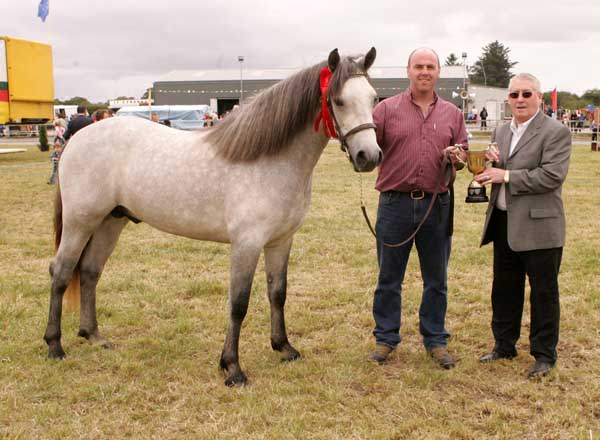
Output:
top-left (373, 89), bottom-right (468, 193)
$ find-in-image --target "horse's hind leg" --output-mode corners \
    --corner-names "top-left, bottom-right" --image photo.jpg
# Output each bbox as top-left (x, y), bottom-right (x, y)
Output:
top-left (219, 242), bottom-right (262, 386)
top-left (264, 238), bottom-right (300, 362)
top-left (77, 216), bottom-right (128, 348)
top-left (45, 228), bottom-right (95, 359)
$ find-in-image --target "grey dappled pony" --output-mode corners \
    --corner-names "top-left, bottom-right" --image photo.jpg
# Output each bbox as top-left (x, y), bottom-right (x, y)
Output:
top-left (44, 48), bottom-right (382, 386)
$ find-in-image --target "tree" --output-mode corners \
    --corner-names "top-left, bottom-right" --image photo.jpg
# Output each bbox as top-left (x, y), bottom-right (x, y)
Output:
top-left (469, 41), bottom-right (517, 88)
top-left (54, 96), bottom-right (109, 114)
top-left (141, 88), bottom-right (153, 99)
top-left (542, 91), bottom-right (584, 111)
top-left (444, 53), bottom-right (460, 66)
top-left (581, 89), bottom-right (600, 106)
top-left (38, 125), bottom-right (49, 152)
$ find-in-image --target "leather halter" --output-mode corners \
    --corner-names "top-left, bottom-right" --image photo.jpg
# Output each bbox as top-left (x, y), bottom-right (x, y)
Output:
top-left (326, 73), bottom-right (377, 168)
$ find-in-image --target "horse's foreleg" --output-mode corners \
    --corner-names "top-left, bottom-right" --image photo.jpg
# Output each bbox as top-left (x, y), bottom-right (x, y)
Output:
top-left (220, 243), bottom-right (261, 386)
top-left (264, 238), bottom-right (300, 362)
top-left (44, 230), bottom-right (92, 359)
top-left (78, 217), bottom-right (128, 348)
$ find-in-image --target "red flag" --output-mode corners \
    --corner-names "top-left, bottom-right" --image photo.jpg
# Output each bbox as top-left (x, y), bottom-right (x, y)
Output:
top-left (551, 88), bottom-right (557, 112)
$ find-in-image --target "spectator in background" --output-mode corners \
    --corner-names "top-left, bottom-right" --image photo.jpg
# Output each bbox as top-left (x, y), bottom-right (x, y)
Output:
top-left (151, 112), bottom-right (160, 123)
top-left (92, 109), bottom-right (110, 122)
top-left (47, 132), bottom-right (64, 185)
top-left (569, 111), bottom-right (577, 131)
top-left (55, 109), bottom-right (68, 130)
top-left (53, 120), bottom-right (65, 144)
top-left (591, 120), bottom-right (598, 151)
top-left (163, 119), bottom-right (171, 127)
top-left (64, 105), bottom-right (93, 141)
top-left (480, 107), bottom-right (488, 130)
top-left (577, 110), bottom-right (585, 132)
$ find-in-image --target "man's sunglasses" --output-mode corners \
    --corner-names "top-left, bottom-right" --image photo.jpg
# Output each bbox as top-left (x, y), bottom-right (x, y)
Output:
top-left (509, 91), bottom-right (534, 99)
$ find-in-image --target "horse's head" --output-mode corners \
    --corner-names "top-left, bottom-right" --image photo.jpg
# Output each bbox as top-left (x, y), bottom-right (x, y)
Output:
top-left (327, 47), bottom-right (382, 172)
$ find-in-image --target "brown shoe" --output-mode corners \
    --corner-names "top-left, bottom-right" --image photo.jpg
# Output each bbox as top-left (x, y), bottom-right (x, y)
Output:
top-left (427, 347), bottom-right (455, 370)
top-left (368, 344), bottom-right (394, 364)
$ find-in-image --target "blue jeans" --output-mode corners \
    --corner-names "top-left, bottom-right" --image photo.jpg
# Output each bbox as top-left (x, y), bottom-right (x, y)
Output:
top-left (373, 191), bottom-right (451, 349)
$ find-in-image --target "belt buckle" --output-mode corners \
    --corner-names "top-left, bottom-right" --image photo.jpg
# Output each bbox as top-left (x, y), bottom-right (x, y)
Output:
top-left (410, 189), bottom-right (425, 200)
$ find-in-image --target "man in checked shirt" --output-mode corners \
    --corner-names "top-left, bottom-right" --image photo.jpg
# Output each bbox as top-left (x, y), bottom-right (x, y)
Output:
top-left (368, 48), bottom-right (468, 369)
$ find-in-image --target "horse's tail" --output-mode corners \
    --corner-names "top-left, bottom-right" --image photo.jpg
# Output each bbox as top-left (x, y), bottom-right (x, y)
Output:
top-left (53, 181), bottom-right (80, 311)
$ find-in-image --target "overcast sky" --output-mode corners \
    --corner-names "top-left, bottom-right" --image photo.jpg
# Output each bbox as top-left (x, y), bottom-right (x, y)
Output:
top-left (4, 0), bottom-right (600, 102)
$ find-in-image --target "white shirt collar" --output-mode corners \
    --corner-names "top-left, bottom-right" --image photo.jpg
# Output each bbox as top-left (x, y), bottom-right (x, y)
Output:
top-left (511, 110), bottom-right (539, 134)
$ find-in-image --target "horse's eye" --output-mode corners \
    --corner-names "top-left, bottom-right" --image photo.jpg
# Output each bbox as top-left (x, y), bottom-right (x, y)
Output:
top-left (333, 98), bottom-right (344, 107)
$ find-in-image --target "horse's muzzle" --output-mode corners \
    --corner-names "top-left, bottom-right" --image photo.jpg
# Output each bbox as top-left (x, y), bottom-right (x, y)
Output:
top-left (353, 148), bottom-right (382, 172)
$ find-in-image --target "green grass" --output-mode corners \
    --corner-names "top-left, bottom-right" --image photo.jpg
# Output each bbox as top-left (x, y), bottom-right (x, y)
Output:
top-left (1, 142), bottom-right (599, 439)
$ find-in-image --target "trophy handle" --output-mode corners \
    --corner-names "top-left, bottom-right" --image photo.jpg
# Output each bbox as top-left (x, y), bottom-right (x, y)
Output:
top-left (485, 142), bottom-right (499, 168)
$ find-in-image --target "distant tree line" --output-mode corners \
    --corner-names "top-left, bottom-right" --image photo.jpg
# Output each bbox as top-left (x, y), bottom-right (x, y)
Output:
top-left (53, 96), bottom-right (109, 115)
top-left (542, 89), bottom-right (600, 111)
top-left (54, 95), bottom-right (139, 115)
top-left (445, 41), bottom-right (599, 109)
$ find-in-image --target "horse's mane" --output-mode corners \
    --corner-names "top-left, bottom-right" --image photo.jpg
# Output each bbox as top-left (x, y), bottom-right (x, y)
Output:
top-left (206, 55), bottom-right (368, 162)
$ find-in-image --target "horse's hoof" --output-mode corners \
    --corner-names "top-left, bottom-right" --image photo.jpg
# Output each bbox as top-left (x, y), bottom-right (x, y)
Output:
top-left (280, 345), bottom-right (301, 362)
top-left (48, 346), bottom-right (66, 360)
top-left (78, 330), bottom-right (113, 349)
top-left (224, 371), bottom-right (248, 387)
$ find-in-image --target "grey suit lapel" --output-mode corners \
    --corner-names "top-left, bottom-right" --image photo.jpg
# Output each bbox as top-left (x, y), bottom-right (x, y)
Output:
top-left (509, 111), bottom-right (545, 159)
top-left (498, 125), bottom-right (512, 167)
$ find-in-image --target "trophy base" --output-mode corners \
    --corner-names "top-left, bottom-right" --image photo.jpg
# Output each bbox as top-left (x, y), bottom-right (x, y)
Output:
top-left (465, 186), bottom-right (489, 203)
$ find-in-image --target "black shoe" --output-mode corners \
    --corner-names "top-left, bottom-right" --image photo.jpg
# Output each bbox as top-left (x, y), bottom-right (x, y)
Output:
top-left (427, 347), bottom-right (455, 370)
top-left (368, 344), bottom-right (394, 364)
top-left (479, 350), bottom-right (516, 363)
top-left (528, 360), bottom-right (553, 379)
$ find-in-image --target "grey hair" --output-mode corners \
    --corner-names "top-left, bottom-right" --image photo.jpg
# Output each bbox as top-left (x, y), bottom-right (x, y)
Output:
top-left (207, 55), bottom-right (368, 162)
top-left (407, 47), bottom-right (440, 69)
top-left (509, 73), bottom-right (542, 93)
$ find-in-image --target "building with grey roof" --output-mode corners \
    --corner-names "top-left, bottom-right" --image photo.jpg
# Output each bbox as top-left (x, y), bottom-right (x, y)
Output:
top-left (153, 65), bottom-right (507, 121)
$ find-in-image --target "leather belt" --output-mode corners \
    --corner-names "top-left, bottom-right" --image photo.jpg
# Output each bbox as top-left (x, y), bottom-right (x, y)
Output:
top-left (410, 189), bottom-right (426, 200)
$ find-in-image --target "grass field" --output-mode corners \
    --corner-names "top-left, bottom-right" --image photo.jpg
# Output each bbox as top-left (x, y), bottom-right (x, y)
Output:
top-left (1, 142), bottom-right (599, 439)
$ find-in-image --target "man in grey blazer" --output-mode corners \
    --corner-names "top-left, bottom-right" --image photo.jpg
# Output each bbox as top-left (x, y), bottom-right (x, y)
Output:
top-left (474, 73), bottom-right (571, 378)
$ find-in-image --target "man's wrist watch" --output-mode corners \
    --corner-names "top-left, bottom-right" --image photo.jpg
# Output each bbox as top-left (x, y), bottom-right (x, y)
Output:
top-left (503, 170), bottom-right (510, 183)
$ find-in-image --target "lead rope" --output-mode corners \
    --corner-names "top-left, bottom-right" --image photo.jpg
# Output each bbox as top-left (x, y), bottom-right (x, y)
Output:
top-left (357, 154), bottom-right (448, 248)
top-left (359, 173), bottom-right (378, 238)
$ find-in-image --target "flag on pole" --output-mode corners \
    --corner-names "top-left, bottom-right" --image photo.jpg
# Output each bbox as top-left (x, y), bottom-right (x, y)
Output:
top-left (551, 88), bottom-right (557, 112)
top-left (38, 0), bottom-right (49, 22)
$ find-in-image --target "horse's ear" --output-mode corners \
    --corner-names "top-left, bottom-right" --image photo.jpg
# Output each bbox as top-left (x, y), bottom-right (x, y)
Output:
top-left (363, 47), bottom-right (376, 71)
top-left (328, 48), bottom-right (340, 72)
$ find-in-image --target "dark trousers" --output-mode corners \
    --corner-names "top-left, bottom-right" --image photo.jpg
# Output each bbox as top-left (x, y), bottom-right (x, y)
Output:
top-left (489, 209), bottom-right (562, 363)
top-left (372, 191), bottom-right (451, 349)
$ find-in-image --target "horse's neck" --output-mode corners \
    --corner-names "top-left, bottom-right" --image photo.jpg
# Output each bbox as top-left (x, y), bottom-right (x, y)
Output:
top-left (286, 125), bottom-right (329, 179)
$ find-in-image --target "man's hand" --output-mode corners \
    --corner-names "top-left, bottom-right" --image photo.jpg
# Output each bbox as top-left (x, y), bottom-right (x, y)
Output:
top-left (444, 145), bottom-right (467, 169)
top-left (474, 168), bottom-right (507, 185)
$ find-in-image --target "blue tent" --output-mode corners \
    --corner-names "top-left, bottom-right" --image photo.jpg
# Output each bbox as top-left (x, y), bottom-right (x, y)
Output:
top-left (585, 104), bottom-right (597, 111)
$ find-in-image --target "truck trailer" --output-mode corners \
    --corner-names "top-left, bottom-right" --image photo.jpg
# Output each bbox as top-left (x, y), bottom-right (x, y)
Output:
top-left (0, 36), bottom-right (54, 125)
